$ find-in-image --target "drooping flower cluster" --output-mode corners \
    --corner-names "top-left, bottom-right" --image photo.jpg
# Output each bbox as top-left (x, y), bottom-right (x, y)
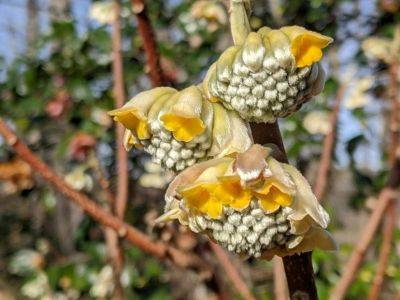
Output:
top-left (156, 145), bottom-right (335, 258)
top-left (204, 26), bottom-right (332, 122)
top-left (109, 86), bottom-right (253, 171)
top-left (110, 0), bottom-right (335, 260)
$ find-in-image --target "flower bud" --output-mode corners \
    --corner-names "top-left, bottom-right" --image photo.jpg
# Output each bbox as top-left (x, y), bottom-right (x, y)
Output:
top-left (109, 86), bottom-right (252, 172)
top-left (157, 145), bottom-right (336, 259)
top-left (204, 26), bottom-right (333, 122)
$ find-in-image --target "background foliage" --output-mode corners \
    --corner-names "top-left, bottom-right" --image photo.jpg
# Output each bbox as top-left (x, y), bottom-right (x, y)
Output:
top-left (0, 0), bottom-right (399, 299)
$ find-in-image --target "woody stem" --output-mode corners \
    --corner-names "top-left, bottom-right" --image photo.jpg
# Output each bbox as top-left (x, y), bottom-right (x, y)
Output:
top-left (251, 121), bottom-right (318, 300)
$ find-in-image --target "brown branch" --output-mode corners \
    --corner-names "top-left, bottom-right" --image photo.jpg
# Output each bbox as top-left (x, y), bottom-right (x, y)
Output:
top-left (330, 156), bottom-right (400, 300)
top-left (131, 0), bottom-right (168, 87)
top-left (112, 0), bottom-right (129, 220)
top-left (367, 199), bottom-right (397, 300)
top-left (209, 242), bottom-right (255, 300)
top-left (367, 55), bottom-right (399, 300)
top-left (251, 122), bottom-right (318, 299)
top-left (110, 2), bottom-right (129, 297)
top-left (0, 117), bottom-right (209, 269)
top-left (314, 84), bottom-right (346, 201)
top-left (273, 257), bottom-right (288, 300)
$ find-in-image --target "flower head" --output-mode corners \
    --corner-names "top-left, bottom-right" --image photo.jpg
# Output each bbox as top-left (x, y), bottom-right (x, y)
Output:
top-left (157, 145), bottom-right (336, 259)
top-left (204, 26), bottom-right (332, 122)
top-left (109, 86), bottom-right (252, 171)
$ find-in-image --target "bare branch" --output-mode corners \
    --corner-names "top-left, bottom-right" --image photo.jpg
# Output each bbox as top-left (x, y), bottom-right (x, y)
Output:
top-left (314, 84), bottom-right (346, 201)
top-left (0, 117), bottom-right (208, 269)
top-left (210, 242), bottom-right (256, 300)
top-left (131, 0), bottom-right (168, 87)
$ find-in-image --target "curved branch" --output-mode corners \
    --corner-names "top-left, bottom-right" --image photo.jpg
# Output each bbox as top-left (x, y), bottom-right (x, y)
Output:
top-left (0, 118), bottom-right (207, 269)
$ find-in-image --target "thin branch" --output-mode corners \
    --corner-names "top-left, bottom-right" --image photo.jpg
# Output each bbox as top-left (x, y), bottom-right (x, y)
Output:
top-left (330, 156), bottom-right (400, 300)
top-left (109, 1), bottom-right (129, 297)
top-left (91, 154), bottom-right (124, 299)
top-left (367, 199), bottom-right (397, 300)
top-left (367, 54), bottom-right (400, 300)
top-left (314, 84), bottom-right (346, 201)
top-left (112, 0), bottom-right (128, 220)
top-left (131, 0), bottom-right (168, 87)
top-left (209, 242), bottom-right (256, 300)
top-left (0, 118), bottom-right (207, 270)
top-left (251, 122), bottom-right (318, 299)
top-left (273, 257), bottom-right (288, 300)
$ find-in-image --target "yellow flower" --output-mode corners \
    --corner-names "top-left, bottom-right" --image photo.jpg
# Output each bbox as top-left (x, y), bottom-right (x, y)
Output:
top-left (110, 86), bottom-right (252, 171)
top-left (203, 25), bottom-right (332, 122)
top-left (160, 86), bottom-right (206, 142)
top-left (253, 180), bottom-right (293, 213)
top-left (158, 145), bottom-right (336, 259)
top-left (282, 26), bottom-right (333, 67)
top-left (214, 176), bottom-right (252, 211)
top-left (109, 87), bottom-right (175, 140)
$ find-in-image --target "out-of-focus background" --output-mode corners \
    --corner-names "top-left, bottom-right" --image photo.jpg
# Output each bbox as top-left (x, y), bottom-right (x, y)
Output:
top-left (0, 0), bottom-right (399, 299)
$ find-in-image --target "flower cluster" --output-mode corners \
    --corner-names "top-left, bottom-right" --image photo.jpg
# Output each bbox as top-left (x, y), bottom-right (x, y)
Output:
top-left (110, 0), bottom-right (335, 260)
top-left (109, 86), bottom-right (252, 171)
top-left (203, 26), bottom-right (332, 122)
top-left (156, 145), bottom-right (335, 258)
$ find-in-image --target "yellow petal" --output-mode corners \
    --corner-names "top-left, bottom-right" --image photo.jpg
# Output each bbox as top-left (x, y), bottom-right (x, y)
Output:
top-left (109, 87), bottom-right (176, 140)
top-left (213, 176), bottom-right (252, 210)
top-left (269, 185), bottom-right (292, 206)
top-left (290, 32), bottom-right (332, 68)
top-left (111, 108), bottom-right (150, 140)
top-left (123, 130), bottom-right (142, 150)
top-left (253, 181), bottom-right (293, 213)
top-left (258, 198), bottom-right (280, 213)
top-left (200, 198), bottom-right (223, 219)
top-left (180, 183), bottom-right (214, 210)
top-left (161, 114), bottom-right (205, 142)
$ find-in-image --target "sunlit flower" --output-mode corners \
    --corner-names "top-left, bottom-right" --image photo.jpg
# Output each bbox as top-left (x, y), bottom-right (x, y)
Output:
top-left (345, 77), bottom-right (374, 109)
top-left (89, 265), bottom-right (114, 299)
top-left (180, 0), bottom-right (227, 37)
top-left (361, 37), bottom-right (392, 64)
top-left (303, 111), bottom-right (331, 135)
top-left (191, 0), bottom-right (228, 28)
top-left (89, 1), bottom-right (115, 25)
top-left (21, 272), bottom-right (51, 299)
top-left (9, 249), bottom-right (44, 276)
top-left (65, 167), bottom-right (93, 192)
top-left (157, 145), bottom-right (336, 259)
top-left (109, 86), bottom-right (252, 171)
top-left (204, 26), bottom-right (332, 122)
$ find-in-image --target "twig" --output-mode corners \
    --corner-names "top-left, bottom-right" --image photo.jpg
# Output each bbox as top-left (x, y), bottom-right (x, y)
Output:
top-left (110, 1), bottom-right (129, 297)
top-left (367, 199), bottom-right (397, 300)
top-left (0, 117), bottom-right (208, 269)
top-left (130, 0), bottom-right (168, 87)
top-left (209, 242), bottom-right (255, 300)
top-left (251, 122), bottom-right (319, 299)
top-left (314, 84), bottom-right (346, 201)
top-left (112, 0), bottom-right (128, 220)
top-left (90, 154), bottom-right (124, 299)
top-left (273, 257), bottom-right (288, 300)
top-left (367, 55), bottom-right (399, 300)
top-left (330, 156), bottom-right (400, 300)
